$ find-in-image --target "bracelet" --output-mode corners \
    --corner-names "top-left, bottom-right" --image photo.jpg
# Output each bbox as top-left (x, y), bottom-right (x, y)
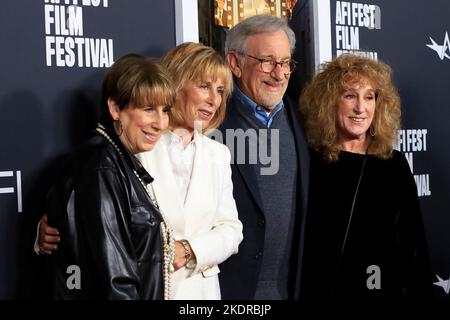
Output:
top-left (180, 240), bottom-right (191, 264)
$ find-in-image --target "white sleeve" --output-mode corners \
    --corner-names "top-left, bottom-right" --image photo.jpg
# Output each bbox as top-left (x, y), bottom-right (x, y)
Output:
top-left (186, 145), bottom-right (243, 273)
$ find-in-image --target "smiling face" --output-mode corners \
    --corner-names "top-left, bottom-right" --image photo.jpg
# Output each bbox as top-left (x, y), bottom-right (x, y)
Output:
top-left (108, 98), bottom-right (170, 154)
top-left (176, 77), bottom-right (225, 132)
top-left (231, 30), bottom-right (291, 110)
top-left (336, 77), bottom-right (377, 148)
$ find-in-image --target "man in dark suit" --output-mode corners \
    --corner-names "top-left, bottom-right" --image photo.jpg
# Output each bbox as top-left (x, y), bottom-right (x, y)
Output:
top-left (218, 14), bottom-right (310, 299)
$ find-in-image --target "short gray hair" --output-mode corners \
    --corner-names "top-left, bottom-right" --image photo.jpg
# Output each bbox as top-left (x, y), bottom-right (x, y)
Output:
top-left (225, 14), bottom-right (296, 64)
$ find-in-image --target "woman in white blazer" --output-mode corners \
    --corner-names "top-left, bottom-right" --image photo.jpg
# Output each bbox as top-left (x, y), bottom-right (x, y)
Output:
top-left (137, 43), bottom-right (242, 299)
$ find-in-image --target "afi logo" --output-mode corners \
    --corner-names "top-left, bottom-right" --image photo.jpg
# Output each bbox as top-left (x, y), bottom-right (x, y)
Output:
top-left (433, 274), bottom-right (450, 294)
top-left (0, 170), bottom-right (22, 213)
top-left (426, 31), bottom-right (450, 60)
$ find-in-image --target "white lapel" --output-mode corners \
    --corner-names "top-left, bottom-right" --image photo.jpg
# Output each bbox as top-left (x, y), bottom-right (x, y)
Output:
top-left (137, 132), bottom-right (186, 236)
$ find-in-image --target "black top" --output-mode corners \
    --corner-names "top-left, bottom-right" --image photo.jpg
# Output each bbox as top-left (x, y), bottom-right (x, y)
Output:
top-left (301, 149), bottom-right (432, 301)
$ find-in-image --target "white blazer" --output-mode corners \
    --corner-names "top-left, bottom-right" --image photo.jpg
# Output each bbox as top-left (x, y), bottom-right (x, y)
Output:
top-left (137, 131), bottom-right (243, 300)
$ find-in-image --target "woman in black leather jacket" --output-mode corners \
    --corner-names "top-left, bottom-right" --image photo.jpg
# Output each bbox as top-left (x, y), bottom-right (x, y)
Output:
top-left (46, 54), bottom-right (176, 299)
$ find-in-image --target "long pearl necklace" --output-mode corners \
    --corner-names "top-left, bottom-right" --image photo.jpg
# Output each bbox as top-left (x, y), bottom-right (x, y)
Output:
top-left (132, 170), bottom-right (175, 300)
top-left (95, 125), bottom-right (175, 300)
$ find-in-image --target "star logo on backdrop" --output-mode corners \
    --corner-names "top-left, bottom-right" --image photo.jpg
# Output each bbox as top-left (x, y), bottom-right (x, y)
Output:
top-left (426, 31), bottom-right (450, 60)
top-left (433, 274), bottom-right (450, 294)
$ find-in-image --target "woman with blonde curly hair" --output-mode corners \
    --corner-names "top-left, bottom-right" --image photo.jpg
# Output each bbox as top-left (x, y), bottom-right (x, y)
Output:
top-left (299, 54), bottom-right (431, 301)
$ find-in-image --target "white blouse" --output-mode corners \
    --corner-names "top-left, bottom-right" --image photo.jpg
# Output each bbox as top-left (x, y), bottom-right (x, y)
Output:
top-left (167, 130), bottom-right (199, 203)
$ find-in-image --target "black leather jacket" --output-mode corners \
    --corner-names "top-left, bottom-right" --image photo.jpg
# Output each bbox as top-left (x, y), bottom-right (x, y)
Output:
top-left (46, 132), bottom-right (164, 299)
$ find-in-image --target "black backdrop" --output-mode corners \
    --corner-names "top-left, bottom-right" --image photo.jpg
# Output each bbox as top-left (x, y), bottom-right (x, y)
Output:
top-left (1, 0), bottom-right (449, 301)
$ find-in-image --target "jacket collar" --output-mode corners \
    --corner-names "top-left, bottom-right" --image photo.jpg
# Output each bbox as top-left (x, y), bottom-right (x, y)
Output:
top-left (96, 122), bottom-right (154, 185)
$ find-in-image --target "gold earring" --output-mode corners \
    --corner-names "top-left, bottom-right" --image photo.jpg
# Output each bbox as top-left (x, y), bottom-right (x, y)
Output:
top-left (114, 119), bottom-right (123, 136)
top-left (369, 126), bottom-right (376, 137)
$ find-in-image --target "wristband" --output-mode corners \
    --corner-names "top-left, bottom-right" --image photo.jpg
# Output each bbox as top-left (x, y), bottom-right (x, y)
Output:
top-left (180, 240), bottom-right (191, 264)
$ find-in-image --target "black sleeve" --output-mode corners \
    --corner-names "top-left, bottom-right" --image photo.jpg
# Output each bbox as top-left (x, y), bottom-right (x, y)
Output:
top-left (395, 152), bottom-right (433, 299)
top-left (74, 167), bottom-right (140, 299)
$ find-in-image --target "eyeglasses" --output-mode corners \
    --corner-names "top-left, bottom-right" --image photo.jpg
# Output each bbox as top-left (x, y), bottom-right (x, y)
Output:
top-left (237, 52), bottom-right (298, 75)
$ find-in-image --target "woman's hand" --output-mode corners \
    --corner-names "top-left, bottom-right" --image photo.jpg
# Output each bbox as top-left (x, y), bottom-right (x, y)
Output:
top-left (172, 240), bottom-right (196, 271)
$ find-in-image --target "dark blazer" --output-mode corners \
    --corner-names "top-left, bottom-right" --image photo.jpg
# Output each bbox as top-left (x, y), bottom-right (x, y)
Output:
top-left (46, 132), bottom-right (164, 300)
top-left (217, 94), bottom-right (310, 299)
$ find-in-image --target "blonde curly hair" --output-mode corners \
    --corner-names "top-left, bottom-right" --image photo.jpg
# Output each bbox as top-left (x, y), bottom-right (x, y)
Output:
top-left (300, 54), bottom-right (401, 162)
